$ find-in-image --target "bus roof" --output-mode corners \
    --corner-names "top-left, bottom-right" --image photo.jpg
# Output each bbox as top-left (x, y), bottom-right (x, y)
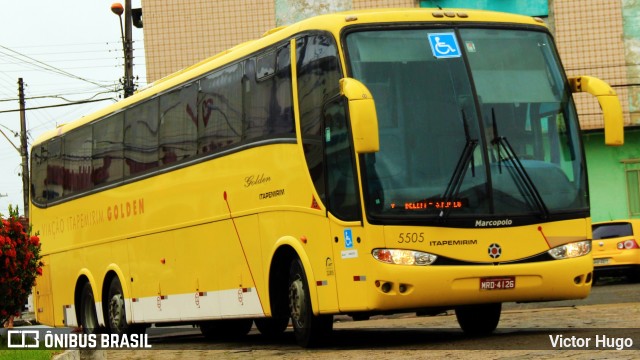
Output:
top-left (32, 8), bottom-right (546, 146)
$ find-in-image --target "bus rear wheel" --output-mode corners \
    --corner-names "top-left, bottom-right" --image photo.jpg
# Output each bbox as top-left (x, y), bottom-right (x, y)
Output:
top-left (79, 282), bottom-right (98, 334)
top-left (106, 276), bottom-right (144, 335)
top-left (455, 302), bottom-right (501, 336)
top-left (288, 258), bottom-right (333, 347)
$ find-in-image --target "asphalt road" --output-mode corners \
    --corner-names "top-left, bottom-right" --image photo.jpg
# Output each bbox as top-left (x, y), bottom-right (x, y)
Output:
top-left (99, 275), bottom-right (640, 359)
top-left (504, 275), bottom-right (639, 310)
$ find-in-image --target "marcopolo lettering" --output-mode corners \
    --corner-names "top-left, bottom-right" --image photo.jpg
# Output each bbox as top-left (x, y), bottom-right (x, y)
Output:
top-left (475, 219), bottom-right (513, 227)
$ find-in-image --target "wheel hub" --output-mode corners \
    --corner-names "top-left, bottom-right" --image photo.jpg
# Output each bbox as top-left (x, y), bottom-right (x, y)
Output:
top-left (289, 278), bottom-right (305, 327)
top-left (109, 293), bottom-right (124, 329)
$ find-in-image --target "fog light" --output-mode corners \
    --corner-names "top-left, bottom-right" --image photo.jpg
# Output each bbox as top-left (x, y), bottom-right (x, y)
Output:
top-left (398, 284), bottom-right (407, 293)
top-left (381, 282), bottom-right (392, 293)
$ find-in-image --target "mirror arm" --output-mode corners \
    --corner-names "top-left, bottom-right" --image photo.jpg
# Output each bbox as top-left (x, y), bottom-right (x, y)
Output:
top-left (568, 75), bottom-right (624, 146)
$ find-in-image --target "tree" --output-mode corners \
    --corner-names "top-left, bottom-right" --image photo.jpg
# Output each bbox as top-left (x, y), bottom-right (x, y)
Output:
top-left (0, 205), bottom-right (42, 326)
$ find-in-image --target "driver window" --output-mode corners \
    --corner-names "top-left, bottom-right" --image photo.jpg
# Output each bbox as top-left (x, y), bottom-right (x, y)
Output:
top-left (324, 98), bottom-right (360, 221)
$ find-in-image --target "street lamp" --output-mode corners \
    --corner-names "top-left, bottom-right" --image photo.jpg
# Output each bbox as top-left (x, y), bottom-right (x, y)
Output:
top-left (111, 2), bottom-right (135, 98)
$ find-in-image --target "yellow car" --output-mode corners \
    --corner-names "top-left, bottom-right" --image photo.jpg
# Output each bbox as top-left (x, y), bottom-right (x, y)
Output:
top-left (592, 220), bottom-right (640, 282)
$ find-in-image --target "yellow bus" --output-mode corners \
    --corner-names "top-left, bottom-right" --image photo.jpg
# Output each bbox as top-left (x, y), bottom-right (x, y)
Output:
top-left (30, 8), bottom-right (624, 347)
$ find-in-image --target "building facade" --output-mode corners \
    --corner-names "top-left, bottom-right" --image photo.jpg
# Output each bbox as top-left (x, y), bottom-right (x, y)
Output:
top-left (139, 0), bottom-right (640, 221)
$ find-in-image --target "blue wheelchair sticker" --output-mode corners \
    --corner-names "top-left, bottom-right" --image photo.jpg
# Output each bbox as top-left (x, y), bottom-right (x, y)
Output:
top-left (428, 33), bottom-right (461, 59)
top-left (344, 229), bottom-right (353, 249)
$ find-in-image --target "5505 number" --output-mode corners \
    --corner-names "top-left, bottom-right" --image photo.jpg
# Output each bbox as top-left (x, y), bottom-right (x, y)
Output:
top-left (398, 232), bottom-right (425, 243)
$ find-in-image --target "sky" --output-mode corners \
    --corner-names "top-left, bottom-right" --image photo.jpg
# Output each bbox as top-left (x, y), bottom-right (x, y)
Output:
top-left (0, 0), bottom-right (145, 216)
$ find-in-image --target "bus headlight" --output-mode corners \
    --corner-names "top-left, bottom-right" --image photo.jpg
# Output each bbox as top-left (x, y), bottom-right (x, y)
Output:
top-left (372, 248), bottom-right (437, 266)
top-left (547, 240), bottom-right (591, 260)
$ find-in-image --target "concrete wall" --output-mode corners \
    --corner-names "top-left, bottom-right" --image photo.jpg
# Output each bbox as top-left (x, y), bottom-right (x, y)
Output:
top-left (141, 0), bottom-right (417, 83)
top-left (622, 0), bottom-right (640, 124)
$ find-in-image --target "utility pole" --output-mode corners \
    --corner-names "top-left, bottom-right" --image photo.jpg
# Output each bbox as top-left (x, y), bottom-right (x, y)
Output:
top-left (18, 78), bottom-right (29, 219)
top-left (123, 0), bottom-right (134, 97)
top-left (112, 1), bottom-right (135, 98)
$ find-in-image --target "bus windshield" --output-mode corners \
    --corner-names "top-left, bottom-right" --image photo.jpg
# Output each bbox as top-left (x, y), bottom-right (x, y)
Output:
top-left (345, 27), bottom-right (586, 221)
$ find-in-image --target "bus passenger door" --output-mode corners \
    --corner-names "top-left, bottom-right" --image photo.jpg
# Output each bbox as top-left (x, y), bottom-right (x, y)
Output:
top-left (323, 98), bottom-right (368, 311)
top-left (329, 220), bottom-right (368, 311)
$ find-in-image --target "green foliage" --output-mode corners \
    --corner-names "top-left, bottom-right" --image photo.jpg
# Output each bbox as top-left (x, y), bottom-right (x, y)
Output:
top-left (0, 349), bottom-right (55, 360)
top-left (0, 333), bottom-right (57, 359)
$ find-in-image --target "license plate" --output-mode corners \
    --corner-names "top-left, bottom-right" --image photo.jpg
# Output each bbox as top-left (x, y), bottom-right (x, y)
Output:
top-left (593, 258), bottom-right (610, 265)
top-left (480, 277), bottom-right (515, 290)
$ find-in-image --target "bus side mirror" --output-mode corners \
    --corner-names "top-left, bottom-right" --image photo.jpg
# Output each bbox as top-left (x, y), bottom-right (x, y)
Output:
top-left (340, 78), bottom-right (380, 153)
top-left (568, 76), bottom-right (624, 146)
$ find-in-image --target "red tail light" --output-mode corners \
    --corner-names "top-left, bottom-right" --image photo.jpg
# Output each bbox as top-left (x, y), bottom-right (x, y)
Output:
top-left (617, 239), bottom-right (639, 249)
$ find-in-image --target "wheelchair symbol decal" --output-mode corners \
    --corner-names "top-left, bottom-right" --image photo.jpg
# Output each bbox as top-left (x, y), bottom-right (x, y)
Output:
top-left (428, 33), bottom-right (461, 58)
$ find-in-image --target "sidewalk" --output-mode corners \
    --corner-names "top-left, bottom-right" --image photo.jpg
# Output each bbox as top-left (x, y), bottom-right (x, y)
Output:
top-left (4, 303), bottom-right (639, 359)
top-left (11, 311), bottom-right (36, 327)
top-left (2, 312), bottom-right (100, 360)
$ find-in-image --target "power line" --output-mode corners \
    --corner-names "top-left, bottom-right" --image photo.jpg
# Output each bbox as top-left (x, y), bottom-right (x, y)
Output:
top-left (0, 98), bottom-right (114, 114)
top-left (0, 45), bottom-right (113, 90)
top-left (9, 39), bottom-right (144, 50)
top-left (0, 89), bottom-right (120, 104)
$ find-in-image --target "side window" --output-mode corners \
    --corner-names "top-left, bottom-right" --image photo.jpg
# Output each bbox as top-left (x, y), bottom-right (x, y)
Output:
top-left (64, 127), bottom-right (93, 196)
top-left (124, 98), bottom-right (159, 175)
top-left (297, 34), bottom-right (342, 204)
top-left (93, 113), bottom-right (124, 185)
top-left (159, 84), bottom-right (198, 165)
top-left (46, 139), bottom-right (64, 201)
top-left (324, 98), bottom-right (359, 220)
top-left (272, 44), bottom-right (295, 135)
top-left (243, 57), bottom-right (270, 141)
top-left (30, 144), bottom-right (48, 205)
top-left (198, 64), bottom-right (243, 154)
top-left (245, 45), bottom-right (296, 141)
top-left (256, 50), bottom-right (276, 79)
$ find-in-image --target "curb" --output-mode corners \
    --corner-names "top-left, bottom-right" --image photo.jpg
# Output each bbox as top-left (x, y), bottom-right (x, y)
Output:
top-left (52, 350), bottom-right (79, 360)
top-left (53, 349), bottom-right (106, 360)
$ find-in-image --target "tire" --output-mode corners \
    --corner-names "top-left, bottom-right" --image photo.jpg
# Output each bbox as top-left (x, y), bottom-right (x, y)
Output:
top-left (106, 277), bottom-right (144, 335)
top-left (288, 258), bottom-right (333, 347)
top-left (79, 282), bottom-right (98, 334)
top-left (455, 303), bottom-right (501, 336)
top-left (255, 316), bottom-right (289, 338)
top-left (200, 319), bottom-right (253, 340)
top-left (628, 270), bottom-right (640, 283)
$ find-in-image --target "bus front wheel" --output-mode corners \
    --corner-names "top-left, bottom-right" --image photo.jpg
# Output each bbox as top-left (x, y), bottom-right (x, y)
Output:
top-left (455, 302), bottom-right (501, 336)
top-left (288, 258), bottom-right (333, 347)
top-left (255, 316), bottom-right (289, 338)
top-left (79, 282), bottom-right (98, 334)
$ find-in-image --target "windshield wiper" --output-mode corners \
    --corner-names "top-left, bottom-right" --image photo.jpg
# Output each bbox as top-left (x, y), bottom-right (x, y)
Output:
top-left (439, 110), bottom-right (477, 219)
top-left (490, 108), bottom-right (549, 219)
